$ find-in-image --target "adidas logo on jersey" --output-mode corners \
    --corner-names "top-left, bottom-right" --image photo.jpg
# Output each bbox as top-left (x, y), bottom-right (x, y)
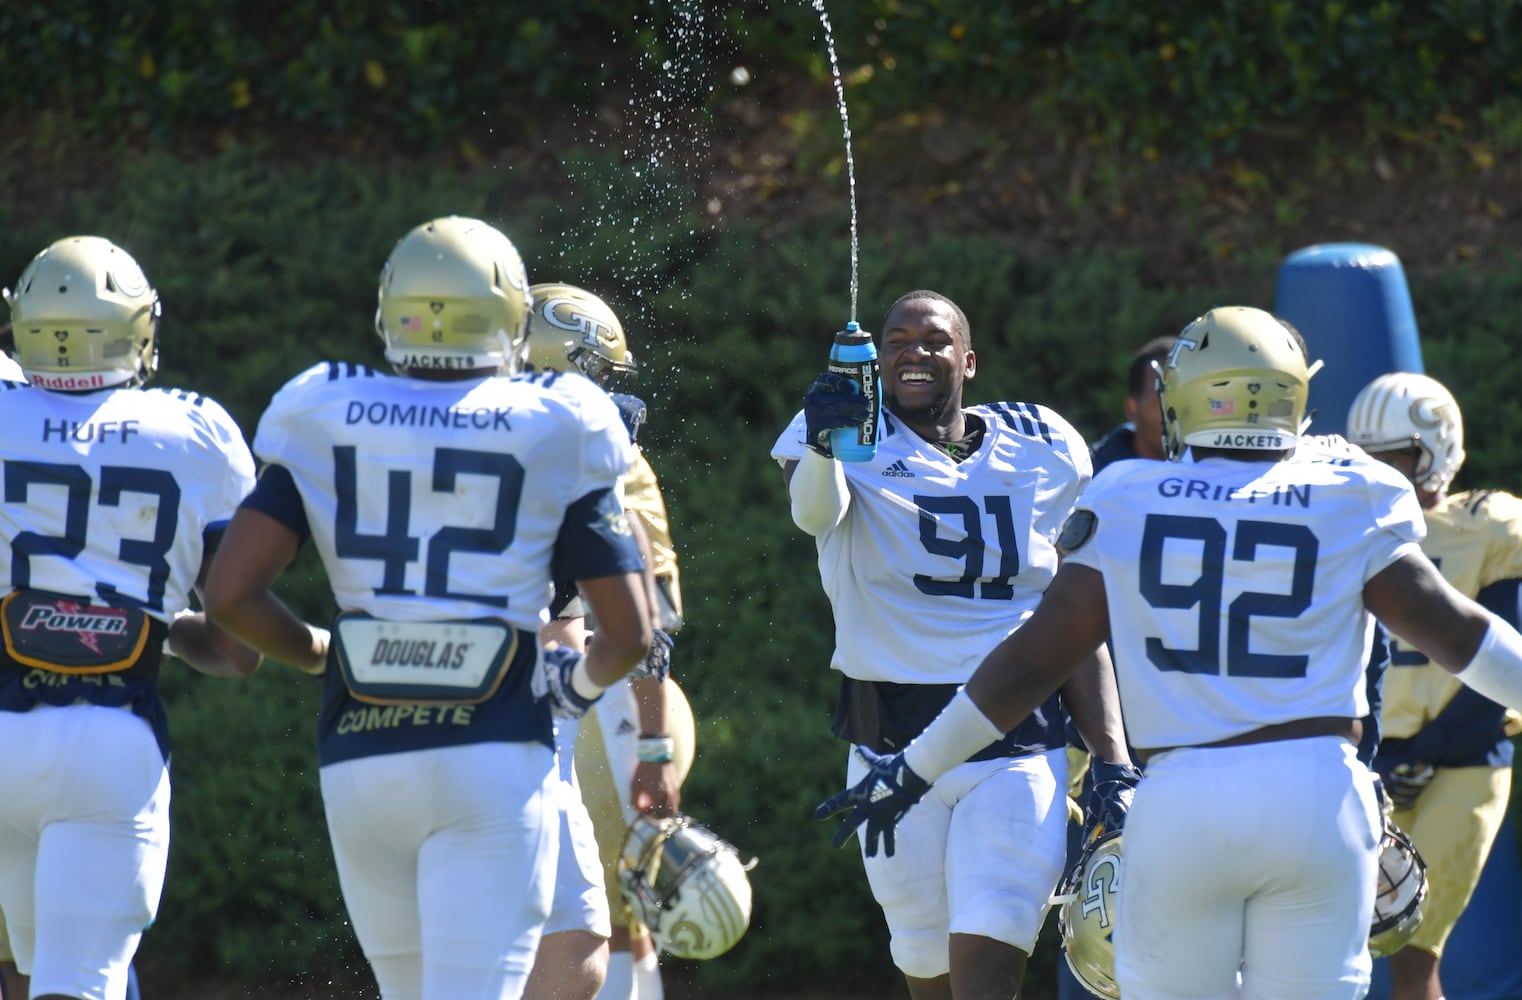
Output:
top-left (616, 719), bottom-right (637, 736)
top-left (882, 459), bottom-right (915, 478)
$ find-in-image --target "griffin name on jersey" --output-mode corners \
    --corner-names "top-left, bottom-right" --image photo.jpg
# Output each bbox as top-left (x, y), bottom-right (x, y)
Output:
top-left (245, 361), bottom-right (637, 765)
top-left (1063, 439), bottom-right (1424, 751)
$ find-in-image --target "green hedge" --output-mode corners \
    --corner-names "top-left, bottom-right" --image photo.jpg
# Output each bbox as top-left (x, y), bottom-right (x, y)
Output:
top-left (5, 149), bottom-right (1522, 995)
top-left (7, 2), bottom-right (1522, 162)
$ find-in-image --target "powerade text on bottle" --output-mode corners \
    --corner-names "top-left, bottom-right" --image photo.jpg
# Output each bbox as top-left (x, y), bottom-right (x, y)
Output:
top-left (827, 321), bottom-right (880, 462)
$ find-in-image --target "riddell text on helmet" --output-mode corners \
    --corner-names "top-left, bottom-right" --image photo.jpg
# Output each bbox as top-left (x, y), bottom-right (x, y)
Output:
top-left (31, 371), bottom-right (111, 391)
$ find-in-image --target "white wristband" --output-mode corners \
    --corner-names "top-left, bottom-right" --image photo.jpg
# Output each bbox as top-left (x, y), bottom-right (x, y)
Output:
top-left (1455, 618), bottom-right (1522, 711)
top-left (569, 655), bottom-right (606, 701)
top-left (903, 688), bottom-right (1005, 784)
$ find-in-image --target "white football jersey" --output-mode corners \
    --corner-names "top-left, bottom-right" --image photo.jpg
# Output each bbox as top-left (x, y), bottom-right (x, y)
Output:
top-left (0, 383), bottom-right (255, 619)
top-left (773, 403), bottom-right (1091, 684)
top-left (252, 363), bottom-right (633, 632)
top-left (1065, 441), bottom-right (1425, 750)
top-left (0, 353), bottom-right (23, 382)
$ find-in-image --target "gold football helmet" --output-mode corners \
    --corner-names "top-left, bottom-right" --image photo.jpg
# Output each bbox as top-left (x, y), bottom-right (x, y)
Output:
top-left (1369, 819), bottom-right (1428, 958)
top-left (1159, 306), bottom-right (1310, 460)
top-left (1056, 831), bottom-right (1123, 1000)
top-left (3, 235), bottom-right (160, 390)
top-left (374, 216), bottom-right (531, 374)
top-left (526, 282), bottom-right (634, 384)
top-left (1346, 372), bottom-right (1465, 494)
top-left (617, 813), bottom-right (755, 960)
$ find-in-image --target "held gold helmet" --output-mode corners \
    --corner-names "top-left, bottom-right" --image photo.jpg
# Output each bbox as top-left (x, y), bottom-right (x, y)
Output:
top-left (526, 282), bottom-right (635, 384)
top-left (617, 813), bottom-right (755, 960)
top-left (1055, 831), bottom-right (1123, 1000)
top-left (1346, 372), bottom-right (1465, 494)
top-left (1159, 306), bottom-right (1310, 461)
top-left (1369, 820), bottom-right (1428, 958)
top-left (3, 236), bottom-right (160, 390)
top-left (375, 216), bottom-right (531, 374)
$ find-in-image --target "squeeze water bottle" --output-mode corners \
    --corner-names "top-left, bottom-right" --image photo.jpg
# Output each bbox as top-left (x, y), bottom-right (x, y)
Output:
top-left (827, 321), bottom-right (881, 462)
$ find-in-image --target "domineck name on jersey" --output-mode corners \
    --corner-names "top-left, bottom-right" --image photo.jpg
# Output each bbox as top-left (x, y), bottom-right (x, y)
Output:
top-left (1383, 488), bottom-right (1522, 738)
top-left (0, 382), bottom-right (255, 618)
top-left (252, 362), bottom-right (635, 633)
top-left (772, 402), bottom-right (1091, 685)
top-left (1064, 440), bottom-right (1425, 750)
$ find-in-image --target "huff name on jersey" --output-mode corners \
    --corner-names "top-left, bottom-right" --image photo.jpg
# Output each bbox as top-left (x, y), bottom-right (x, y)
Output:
top-left (344, 402), bottom-right (514, 431)
top-left (1158, 478), bottom-right (1313, 507)
top-left (42, 419), bottom-right (142, 444)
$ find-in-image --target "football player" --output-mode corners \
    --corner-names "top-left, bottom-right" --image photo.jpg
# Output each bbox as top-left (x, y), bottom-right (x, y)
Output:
top-left (775, 289), bottom-right (1134, 999)
top-left (1088, 333), bottom-right (1178, 467)
top-left (1348, 372), bottom-right (1522, 1000)
top-left (0, 237), bottom-right (261, 1000)
top-left (520, 283), bottom-right (694, 1000)
top-left (201, 218), bottom-right (653, 999)
top-left (821, 306), bottom-right (1522, 1000)
top-left (1057, 332), bottom-right (1176, 1000)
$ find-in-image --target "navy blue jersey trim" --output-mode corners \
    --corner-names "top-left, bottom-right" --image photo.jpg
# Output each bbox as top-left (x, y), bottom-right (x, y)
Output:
top-left (165, 388), bottom-right (205, 407)
top-left (326, 361), bottom-right (378, 381)
top-left (988, 402), bottom-right (1052, 444)
top-left (239, 463), bottom-right (311, 543)
top-left (1014, 402), bottom-right (1053, 444)
top-left (551, 487), bottom-right (643, 584)
top-left (1479, 577), bottom-right (1522, 629)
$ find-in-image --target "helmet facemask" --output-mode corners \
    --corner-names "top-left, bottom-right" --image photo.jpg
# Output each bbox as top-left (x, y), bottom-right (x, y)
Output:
top-left (616, 813), bottom-right (755, 960)
top-left (1369, 822), bottom-right (1428, 958)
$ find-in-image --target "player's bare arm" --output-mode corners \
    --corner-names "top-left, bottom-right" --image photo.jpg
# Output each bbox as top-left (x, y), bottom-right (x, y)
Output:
top-left (163, 537), bottom-right (266, 678)
top-left (203, 507), bottom-right (331, 674)
top-left (625, 511), bottom-right (680, 815)
top-left (1058, 643), bottom-right (1131, 767)
top-left (1366, 552), bottom-right (1490, 670)
top-left (965, 564), bottom-right (1111, 737)
top-left (574, 573), bottom-right (652, 689)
